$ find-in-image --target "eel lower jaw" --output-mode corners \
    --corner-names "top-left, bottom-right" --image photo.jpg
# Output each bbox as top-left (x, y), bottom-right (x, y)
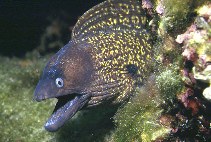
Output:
top-left (44, 93), bottom-right (91, 132)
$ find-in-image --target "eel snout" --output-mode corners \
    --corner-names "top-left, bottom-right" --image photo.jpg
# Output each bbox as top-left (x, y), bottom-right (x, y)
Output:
top-left (34, 79), bottom-right (91, 132)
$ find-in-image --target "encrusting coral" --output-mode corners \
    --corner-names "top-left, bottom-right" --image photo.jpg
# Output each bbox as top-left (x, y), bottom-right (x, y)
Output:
top-left (156, 0), bottom-right (207, 34)
top-left (176, 4), bottom-right (211, 103)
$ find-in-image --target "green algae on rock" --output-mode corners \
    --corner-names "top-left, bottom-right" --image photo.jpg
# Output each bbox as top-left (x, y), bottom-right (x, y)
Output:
top-left (156, 65), bottom-right (184, 101)
top-left (0, 56), bottom-right (55, 142)
top-left (112, 76), bottom-right (171, 142)
top-left (111, 62), bottom-right (185, 142)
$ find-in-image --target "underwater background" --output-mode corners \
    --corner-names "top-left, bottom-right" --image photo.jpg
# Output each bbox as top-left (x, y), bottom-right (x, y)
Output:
top-left (0, 0), bottom-right (210, 142)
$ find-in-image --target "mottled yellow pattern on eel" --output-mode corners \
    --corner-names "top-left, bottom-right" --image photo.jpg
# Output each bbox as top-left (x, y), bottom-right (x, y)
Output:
top-left (72, 0), bottom-right (152, 105)
top-left (34, 0), bottom-right (153, 132)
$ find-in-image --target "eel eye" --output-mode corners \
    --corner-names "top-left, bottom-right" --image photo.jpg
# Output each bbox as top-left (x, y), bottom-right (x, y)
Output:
top-left (55, 78), bottom-right (64, 88)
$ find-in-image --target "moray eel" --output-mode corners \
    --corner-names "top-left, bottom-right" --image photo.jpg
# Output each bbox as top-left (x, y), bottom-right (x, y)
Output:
top-left (34, 0), bottom-right (153, 132)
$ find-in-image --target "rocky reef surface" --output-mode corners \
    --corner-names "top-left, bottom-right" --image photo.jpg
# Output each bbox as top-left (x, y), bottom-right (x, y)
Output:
top-left (0, 0), bottom-right (210, 141)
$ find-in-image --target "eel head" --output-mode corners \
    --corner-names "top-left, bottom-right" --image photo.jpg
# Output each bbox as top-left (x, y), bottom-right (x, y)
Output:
top-left (34, 42), bottom-right (93, 132)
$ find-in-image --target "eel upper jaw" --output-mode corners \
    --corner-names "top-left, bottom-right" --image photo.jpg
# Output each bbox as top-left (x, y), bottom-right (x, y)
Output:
top-left (44, 93), bottom-right (91, 132)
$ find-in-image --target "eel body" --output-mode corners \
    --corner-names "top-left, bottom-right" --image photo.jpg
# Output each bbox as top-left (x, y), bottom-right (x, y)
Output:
top-left (34, 0), bottom-right (153, 132)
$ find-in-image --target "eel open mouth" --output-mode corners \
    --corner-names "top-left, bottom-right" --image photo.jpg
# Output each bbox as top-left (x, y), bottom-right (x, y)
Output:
top-left (45, 93), bottom-right (91, 132)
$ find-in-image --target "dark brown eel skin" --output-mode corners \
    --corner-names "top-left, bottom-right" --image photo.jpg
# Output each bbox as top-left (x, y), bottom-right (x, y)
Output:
top-left (34, 0), bottom-right (153, 132)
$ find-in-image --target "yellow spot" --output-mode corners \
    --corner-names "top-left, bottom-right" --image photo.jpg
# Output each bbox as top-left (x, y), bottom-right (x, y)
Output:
top-left (141, 16), bottom-right (146, 24)
top-left (119, 3), bottom-right (130, 14)
top-left (122, 18), bottom-right (130, 25)
top-left (113, 19), bottom-right (117, 25)
top-left (131, 15), bottom-right (139, 24)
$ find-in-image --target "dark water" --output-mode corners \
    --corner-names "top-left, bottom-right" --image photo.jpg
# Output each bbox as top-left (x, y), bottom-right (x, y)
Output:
top-left (0, 0), bottom-right (104, 57)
